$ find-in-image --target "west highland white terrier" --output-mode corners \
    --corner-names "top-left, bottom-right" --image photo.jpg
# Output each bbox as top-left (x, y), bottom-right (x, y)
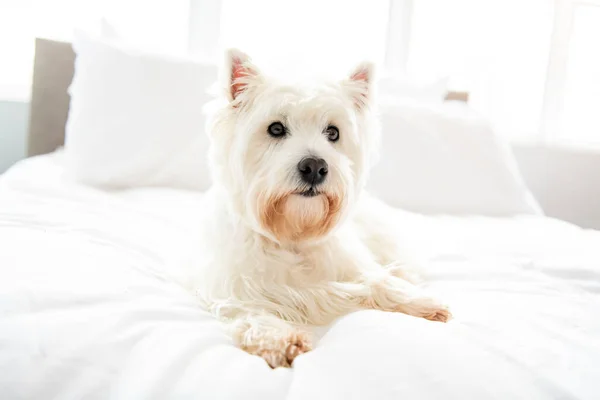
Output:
top-left (195, 49), bottom-right (450, 368)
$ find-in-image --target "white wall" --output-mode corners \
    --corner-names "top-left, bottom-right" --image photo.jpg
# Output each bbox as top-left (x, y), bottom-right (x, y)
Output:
top-left (0, 101), bottom-right (28, 172)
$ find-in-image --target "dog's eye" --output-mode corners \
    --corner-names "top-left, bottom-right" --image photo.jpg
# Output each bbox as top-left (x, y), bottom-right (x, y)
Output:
top-left (267, 122), bottom-right (286, 138)
top-left (325, 125), bottom-right (339, 142)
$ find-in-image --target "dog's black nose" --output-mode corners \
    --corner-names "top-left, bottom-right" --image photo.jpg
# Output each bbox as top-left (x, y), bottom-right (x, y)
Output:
top-left (297, 157), bottom-right (328, 185)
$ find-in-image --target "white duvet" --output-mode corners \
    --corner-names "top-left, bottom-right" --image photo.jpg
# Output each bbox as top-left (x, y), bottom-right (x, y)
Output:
top-left (1, 153), bottom-right (599, 400)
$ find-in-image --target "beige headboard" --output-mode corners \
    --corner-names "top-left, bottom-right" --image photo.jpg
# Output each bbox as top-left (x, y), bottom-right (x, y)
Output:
top-left (27, 38), bottom-right (75, 157)
top-left (26, 38), bottom-right (468, 157)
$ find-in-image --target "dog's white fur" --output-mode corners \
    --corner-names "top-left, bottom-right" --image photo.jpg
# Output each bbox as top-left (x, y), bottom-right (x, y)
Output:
top-left (196, 49), bottom-right (450, 368)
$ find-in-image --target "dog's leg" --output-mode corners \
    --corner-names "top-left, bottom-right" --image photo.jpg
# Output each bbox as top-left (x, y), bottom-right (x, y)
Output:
top-left (267, 276), bottom-right (450, 324)
top-left (229, 313), bottom-right (312, 368)
top-left (360, 272), bottom-right (451, 322)
top-left (293, 276), bottom-right (451, 323)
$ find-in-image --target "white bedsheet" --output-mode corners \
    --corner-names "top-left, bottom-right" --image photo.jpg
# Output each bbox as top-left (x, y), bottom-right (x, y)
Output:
top-left (1, 153), bottom-right (599, 400)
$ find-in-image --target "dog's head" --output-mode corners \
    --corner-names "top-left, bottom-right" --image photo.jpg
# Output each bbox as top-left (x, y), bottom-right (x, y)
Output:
top-left (207, 49), bottom-right (380, 244)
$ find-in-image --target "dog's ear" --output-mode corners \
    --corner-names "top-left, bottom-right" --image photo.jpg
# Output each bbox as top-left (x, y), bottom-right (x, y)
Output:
top-left (223, 48), bottom-right (262, 104)
top-left (343, 62), bottom-right (375, 110)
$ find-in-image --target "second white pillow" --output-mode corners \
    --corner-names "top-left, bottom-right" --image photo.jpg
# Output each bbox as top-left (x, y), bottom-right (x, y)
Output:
top-left (368, 98), bottom-right (541, 216)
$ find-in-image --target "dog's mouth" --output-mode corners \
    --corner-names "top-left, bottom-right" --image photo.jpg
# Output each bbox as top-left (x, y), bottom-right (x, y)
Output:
top-left (297, 187), bottom-right (321, 197)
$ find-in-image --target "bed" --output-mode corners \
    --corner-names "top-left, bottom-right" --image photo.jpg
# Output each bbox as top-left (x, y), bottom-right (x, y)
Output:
top-left (1, 39), bottom-right (599, 400)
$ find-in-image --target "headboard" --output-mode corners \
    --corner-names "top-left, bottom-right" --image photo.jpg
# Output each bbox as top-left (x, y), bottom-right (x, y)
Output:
top-left (27, 38), bottom-right (75, 157)
top-left (26, 38), bottom-right (469, 157)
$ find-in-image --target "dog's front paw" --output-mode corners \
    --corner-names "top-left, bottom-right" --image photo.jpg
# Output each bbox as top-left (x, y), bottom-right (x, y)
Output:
top-left (247, 331), bottom-right (312, 368)
top-left (421, 304), bottom-right (452, 323)
top-left (391, 297), bottom-right (452, 323)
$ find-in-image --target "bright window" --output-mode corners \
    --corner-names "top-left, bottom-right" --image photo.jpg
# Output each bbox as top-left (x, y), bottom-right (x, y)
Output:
top-left (0, 0), bottom-right (91, 100)
top-left (1, 0), bottom-right (600, 147)
top-left (407, 0), bottom-right (553, 140)
top-left (219, 0), bottom-right (390, 68)
top-left (0, 0), bottom-right (189, 101)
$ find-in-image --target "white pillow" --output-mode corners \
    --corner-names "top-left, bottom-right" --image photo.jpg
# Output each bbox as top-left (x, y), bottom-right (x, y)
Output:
top-left (368, 98), bottom-right (542, 215)
top-left (64, 30), bottom-right (216, 190)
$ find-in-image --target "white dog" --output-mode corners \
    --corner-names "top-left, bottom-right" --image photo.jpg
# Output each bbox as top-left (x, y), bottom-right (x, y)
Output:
top-left (195, 49), bottom-right (450, 368)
